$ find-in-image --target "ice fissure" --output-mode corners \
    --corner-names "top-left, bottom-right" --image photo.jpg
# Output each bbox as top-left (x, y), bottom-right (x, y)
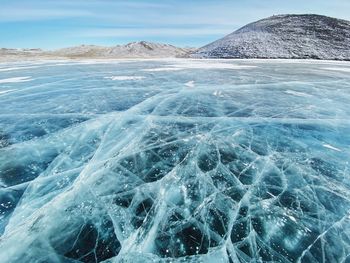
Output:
top-left (0, 60), bottom-right (349, 262)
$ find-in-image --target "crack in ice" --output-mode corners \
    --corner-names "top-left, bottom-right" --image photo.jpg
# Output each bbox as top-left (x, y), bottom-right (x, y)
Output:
top-left (0, 60), bottom-right (349, 263)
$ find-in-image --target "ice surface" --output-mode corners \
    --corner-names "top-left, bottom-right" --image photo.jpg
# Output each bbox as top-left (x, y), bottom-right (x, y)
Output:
top-left (142, 61), bottom-right (257, 72)
top-left (0, 59), bottom-right (350, 263)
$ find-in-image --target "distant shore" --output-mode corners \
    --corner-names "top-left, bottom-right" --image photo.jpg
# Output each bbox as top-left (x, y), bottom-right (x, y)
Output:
top-left (2, 56), bottom-right (350, 64)
top-left (0, 41), bottom-right (195, 63)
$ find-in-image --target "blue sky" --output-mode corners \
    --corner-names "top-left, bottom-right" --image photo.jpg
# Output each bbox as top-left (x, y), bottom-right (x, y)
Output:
top-left (1, 0), bottom-right (350, 49)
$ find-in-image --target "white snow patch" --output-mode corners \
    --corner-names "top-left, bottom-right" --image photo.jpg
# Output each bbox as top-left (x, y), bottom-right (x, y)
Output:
top-left (288, 215), bottom-right (297, 223)
top-left (0, 89), bottom-right (16, 95)
top-left (142, 67), bottom-right (184, 72)
top-left (185, 81), bottom-right (195, 88)
top-left (0, 77), bottom-right (33, 84)
top-left (213, 90), bottom-right (223, 97)
top-left (323, 67), bottom-right (350, 73)
top-left (0, 66), bottom-right (39, 72)
top-left (323, 144), bottom-right (342, 152)
top-left (285, 90), bottom-right (310, 97)
top-left (104, 76), bottom-right (145, 81)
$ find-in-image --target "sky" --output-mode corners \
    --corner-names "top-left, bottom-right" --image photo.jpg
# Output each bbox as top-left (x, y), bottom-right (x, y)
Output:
top-left (1, 0), bottom-right (350, 49)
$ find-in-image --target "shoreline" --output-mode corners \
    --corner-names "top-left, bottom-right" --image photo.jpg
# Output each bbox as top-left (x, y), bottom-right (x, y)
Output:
top-left (1, 56), bottom-right (350, 65)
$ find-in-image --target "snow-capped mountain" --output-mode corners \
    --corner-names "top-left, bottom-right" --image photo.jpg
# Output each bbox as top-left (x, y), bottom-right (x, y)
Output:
top-left (192, 14), bottom-right (350, 60)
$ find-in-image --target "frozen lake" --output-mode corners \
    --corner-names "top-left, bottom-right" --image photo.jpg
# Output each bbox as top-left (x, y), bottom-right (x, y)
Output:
top-left (0, 59), bottom-right (350, 262)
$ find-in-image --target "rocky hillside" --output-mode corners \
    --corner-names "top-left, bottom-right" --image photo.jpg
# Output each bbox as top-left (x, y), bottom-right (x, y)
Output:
top-left (192, 14), bottom-right (350, 60)
top-left (0, 42), bottom-right (194, 61)
top-left (49, 41), bottom-right (194, 58)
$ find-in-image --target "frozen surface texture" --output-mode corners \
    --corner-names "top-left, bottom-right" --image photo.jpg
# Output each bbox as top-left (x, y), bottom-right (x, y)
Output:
top-left (0, 59), bottom-right (350, 263)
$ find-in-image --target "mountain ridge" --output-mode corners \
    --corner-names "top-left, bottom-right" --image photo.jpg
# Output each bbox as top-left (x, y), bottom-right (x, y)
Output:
top-left (2, 15), bottom-right (350, 62)
top-left (0, 41), bottom-right (195, 61)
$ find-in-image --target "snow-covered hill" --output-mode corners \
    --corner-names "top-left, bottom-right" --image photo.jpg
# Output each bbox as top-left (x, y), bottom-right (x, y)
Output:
top-left (49, 41), bottom-right (194, 58)
top-left (192, 14), bottom-right (350, 60)
top-left (0, 42), bottom-right (194, 61)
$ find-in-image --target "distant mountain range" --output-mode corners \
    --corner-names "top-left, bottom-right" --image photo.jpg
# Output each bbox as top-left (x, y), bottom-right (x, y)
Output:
top-left (50, 41), bottom-right (194, 58)
top-left (192, 14), bottom-right (350, 60)
top-left (1, 14), bottom-right (350, 61)
top-left (0, 41), bottom-right (195, 61)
